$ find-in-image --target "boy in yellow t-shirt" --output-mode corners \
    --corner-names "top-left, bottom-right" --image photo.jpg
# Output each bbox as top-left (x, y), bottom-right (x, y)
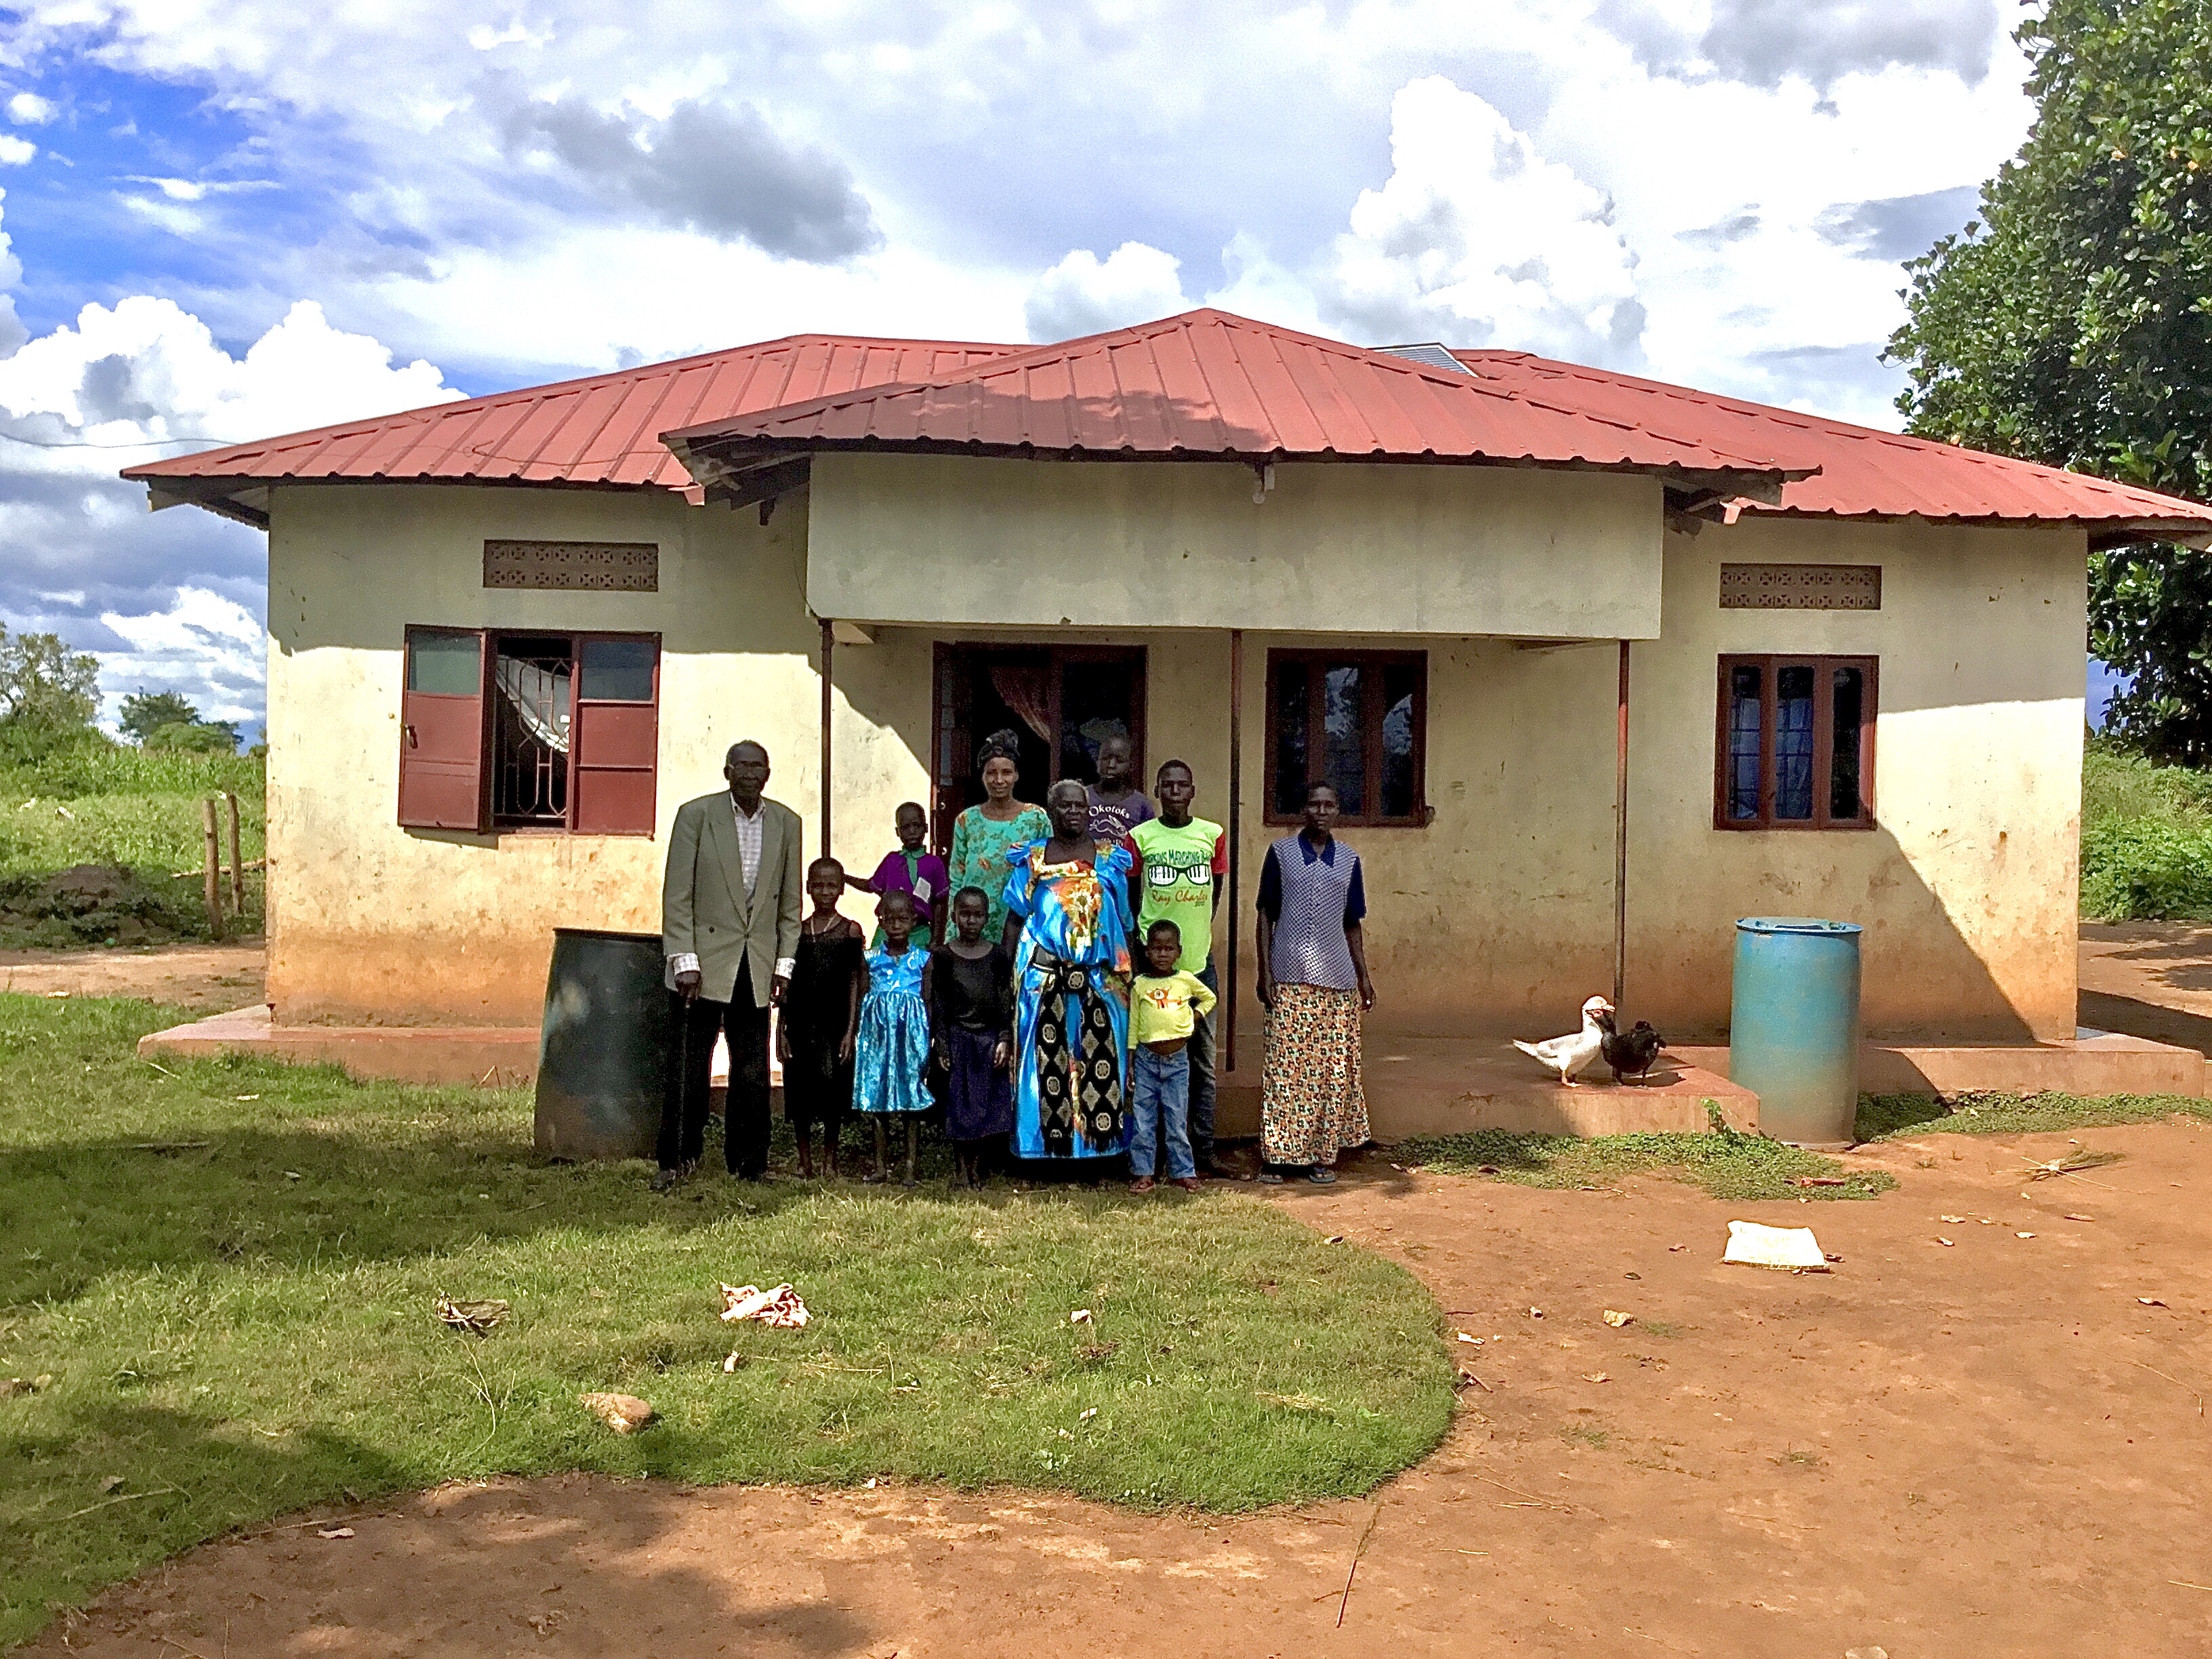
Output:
top-left (1128, 918), bottom-right (1218, 1194)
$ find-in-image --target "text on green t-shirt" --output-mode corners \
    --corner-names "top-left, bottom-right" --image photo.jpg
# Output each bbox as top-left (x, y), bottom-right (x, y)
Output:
top-left (1130, 815), bottom-right (1224, 975)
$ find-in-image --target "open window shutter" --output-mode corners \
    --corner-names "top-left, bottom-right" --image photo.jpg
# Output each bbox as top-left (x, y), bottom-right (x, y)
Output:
top-left (398, 628), bottom-right (488, 830)
top-left (571, 635), bottom-right (659, 835)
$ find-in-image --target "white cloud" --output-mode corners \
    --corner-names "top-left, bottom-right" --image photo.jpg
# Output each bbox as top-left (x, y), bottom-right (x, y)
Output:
top-left (1023, 242), bottom-right (1191, 343)
top-left (0, 216), bottom-right (464, 726)
top-left (7, 92), bottom-right (57, 125)
top-left (1314, 77), bottom-right (1644, 363)
top-left (98, 587), bottom-right (264, 730)
top-left (0, 136), bottom-right (35, 166)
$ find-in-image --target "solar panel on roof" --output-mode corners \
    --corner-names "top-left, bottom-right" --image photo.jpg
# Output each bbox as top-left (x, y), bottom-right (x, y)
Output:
top-left (1374, 344), bottom-right (1475, 375)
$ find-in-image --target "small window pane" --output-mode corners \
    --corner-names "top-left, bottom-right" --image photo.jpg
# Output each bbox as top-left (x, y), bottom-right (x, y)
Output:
top-left (1380, 663), bottom-right (1419, 819)
top-left (1727, 665), bottom-right (1763, 821)
top-left (493, 636), bottom-right (571, 824)
top-left (1272, 661), bottom-right (1310, 816)
top-left (1774, 663), bottom-right (1816, 820)
top-left (1324, 664), bottom-right (1366, 816)
top-left (579, 637), bottom-right (655, 702)
top-left (407, 630), bottom-right (479, 695)
top-left (1830, 666), bottom-right (1865, 819)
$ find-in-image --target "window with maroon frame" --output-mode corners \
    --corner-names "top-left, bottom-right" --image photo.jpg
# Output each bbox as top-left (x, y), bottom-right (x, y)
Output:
top-left (1714, 655), bottom-right (1875, 830)
top-left (1265, 650), bottom-right (1427, 827)
top-left (399, 627), bottom-right (659, 835)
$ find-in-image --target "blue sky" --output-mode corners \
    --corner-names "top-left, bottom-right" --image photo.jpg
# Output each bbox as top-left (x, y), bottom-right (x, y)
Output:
top-left (0, 0), bottom-right (2112, 732)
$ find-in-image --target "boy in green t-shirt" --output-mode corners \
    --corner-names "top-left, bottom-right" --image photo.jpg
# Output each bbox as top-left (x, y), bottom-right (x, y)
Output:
top-left (1129, 760), bottom-right (1228, 1172)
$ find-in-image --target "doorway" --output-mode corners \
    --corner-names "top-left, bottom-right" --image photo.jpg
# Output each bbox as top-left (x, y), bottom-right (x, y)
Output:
top-left (930, 644), bottom-right (1147, 849)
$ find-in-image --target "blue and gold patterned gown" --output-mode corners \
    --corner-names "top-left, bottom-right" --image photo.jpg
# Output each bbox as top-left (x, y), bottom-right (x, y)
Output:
top-left (1002, 840), bottom-right (1134, 1160)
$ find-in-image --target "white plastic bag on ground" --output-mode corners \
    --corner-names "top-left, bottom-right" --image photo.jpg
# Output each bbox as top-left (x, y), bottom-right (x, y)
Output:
top-left (1722, 1221), bottom-right (1828, 1271)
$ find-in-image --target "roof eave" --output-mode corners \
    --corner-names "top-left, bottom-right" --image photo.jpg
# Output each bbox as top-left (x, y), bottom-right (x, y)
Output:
top-left (665, 432), bottom-right (1805, 504)
top-left (1739, 503), bottom-right (2212, 547)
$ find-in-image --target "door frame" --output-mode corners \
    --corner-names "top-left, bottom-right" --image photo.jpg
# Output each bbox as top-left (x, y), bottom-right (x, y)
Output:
top-left (929, 641), bottom-right (1149, 851)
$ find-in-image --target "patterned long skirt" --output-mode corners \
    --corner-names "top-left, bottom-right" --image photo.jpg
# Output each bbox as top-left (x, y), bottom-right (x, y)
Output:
top-left (1261, 983), bottom-right (1368, 1166)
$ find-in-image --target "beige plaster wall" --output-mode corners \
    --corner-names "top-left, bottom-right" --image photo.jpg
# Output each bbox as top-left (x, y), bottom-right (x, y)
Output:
top-left (266, 477), bottom-right (2083, 1046)
top-left (1624, 515), bottom-right (2086, 1041)
top-left (1210, 516), bottom-right (2087, 1045)
top-left (805, 453), bottom-right (1665, 640)
top-left (267, 483), bottom-right (842, 1025)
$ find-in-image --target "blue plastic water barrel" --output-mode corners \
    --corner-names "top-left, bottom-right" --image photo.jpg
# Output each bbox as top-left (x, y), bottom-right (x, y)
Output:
top-left (1729, 917), bottom-right (1863, 1147)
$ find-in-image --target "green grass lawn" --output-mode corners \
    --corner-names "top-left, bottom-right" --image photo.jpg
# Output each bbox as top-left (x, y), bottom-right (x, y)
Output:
top-left (0, 994), bottom-right (1452, 1647)
top-left (1398, 1105), bottom-right (1898, 1200)
top-left (1856, 1088), bottom-right (2212, 1139)
top-left (0, 748), bottom-right (265, 945)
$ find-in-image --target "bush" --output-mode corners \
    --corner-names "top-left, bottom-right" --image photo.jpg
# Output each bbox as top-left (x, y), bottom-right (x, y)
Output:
top-left (2079, 740), bottom-right (2212, 920)
top-left (2081, 817), bottom-right (2212, 920)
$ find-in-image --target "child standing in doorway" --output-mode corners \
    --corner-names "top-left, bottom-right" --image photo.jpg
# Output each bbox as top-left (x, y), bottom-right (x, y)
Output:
top-left (1086, 732), bottom-right (1155, 844)
top-left (1127, 918), bottom-right (1214, 1194)
top-left (853, 888), bottom-right (933, 1186)
top-left (926, 886), bottom-right (1014, 1188)
top-left (848, 801), bottom-right (951, 947)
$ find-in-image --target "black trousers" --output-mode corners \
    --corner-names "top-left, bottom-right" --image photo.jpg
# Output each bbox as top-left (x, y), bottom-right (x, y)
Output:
top-left (659, 959), bottom-right (771, 1176)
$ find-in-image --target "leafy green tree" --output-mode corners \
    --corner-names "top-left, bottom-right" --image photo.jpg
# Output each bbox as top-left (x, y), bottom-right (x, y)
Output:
top-left (117, 689), bottom-right (202, 745)
top-left (0, 622), bottom-right (101, 731)
top-left (145, 718), bottom-right (240, 754)
top-left (1887, 0), bottom-right (2212, 763)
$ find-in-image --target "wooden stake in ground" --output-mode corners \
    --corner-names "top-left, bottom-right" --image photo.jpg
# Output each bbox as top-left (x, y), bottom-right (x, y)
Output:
top-left (199, 798), bottom-right (224, 943)
top-left (224, 791), bottom-right (245, 916)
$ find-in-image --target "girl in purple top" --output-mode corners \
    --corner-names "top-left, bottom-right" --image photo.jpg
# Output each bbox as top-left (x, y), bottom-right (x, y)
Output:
top-left (846, 801), bottom-right (951, 947)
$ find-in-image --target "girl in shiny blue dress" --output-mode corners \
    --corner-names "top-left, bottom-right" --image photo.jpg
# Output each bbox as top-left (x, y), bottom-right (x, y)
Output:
top-left (854, 888), bottom-right (933, 1186)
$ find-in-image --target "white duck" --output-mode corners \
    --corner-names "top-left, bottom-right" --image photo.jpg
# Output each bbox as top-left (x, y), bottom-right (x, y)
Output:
top-left (1512, 996), bottom-right (1614, 1086)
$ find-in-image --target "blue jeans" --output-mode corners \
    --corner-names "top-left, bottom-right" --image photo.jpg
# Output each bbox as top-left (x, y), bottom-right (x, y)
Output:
top-left (1128, 1044), bottom-right (1195, 1180)
top-left (1187, 960), bottom-right (1218, 1164)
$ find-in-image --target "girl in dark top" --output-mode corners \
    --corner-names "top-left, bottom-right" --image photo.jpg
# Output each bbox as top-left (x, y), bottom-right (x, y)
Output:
top-left (777, 856), bottom-right (863, 1179)
top-left (925, 885), bottom-right (1015, 1188)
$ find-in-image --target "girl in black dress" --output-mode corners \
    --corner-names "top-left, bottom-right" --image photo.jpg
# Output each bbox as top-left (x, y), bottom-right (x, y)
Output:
top-left (778, 857), bottom-right (863, 1178)
top-left (924, 885), bottom-right (1015, 1188)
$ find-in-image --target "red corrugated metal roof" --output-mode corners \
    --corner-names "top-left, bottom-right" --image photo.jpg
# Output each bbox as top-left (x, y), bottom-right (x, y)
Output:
top-left (663, 309), bottom-right (1798, 480)
top-left (121, 335), bottom-right (1022, 494)
top-left (121, 308), bottom-right (2212, 532)
top-left (1450, 349), bottom-right (2212, 529)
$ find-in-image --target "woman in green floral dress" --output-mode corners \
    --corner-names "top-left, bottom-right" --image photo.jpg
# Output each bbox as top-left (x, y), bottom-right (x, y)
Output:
top-left (947, 729), bottom-right (1050, 944)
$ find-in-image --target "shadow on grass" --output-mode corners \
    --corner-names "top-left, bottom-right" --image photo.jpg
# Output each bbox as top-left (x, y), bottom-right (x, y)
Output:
top-left (0, 993), bottom-right (1455, 1645)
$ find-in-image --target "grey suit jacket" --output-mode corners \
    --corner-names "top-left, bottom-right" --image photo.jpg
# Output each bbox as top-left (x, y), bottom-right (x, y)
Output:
top-left (661, 792), bottom-right (805, 1007)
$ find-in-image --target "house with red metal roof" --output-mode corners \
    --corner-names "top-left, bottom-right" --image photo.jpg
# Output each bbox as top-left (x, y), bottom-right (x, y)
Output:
top-left (125, 308), bottom-right (2212, 1128)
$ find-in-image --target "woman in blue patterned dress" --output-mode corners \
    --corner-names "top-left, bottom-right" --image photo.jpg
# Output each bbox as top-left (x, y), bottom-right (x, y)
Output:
top-left (853, 889), bottom-right (933, 1186)
top-left (1002, 779), bottom-right (1138, 1162)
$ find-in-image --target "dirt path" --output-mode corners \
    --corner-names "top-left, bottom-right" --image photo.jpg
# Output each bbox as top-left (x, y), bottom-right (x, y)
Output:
top-left (2081, 921), bottom-right (2212, 1058)
top-left (0, 940), bottom-right (264, 1012)
top-left (32, 1119), bottom-right (2212, 1658)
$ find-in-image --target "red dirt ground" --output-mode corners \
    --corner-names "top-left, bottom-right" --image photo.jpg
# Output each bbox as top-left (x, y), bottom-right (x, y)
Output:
top-left (28, 1118), bottom-right (2212, 1658)
top-left (0, 941), bottom-right (264, 1012)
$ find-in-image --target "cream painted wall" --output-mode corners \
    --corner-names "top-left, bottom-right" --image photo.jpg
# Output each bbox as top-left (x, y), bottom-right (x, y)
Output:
top-left (805, 453), bottom-right (1666, 640)
top-left (1209, 516), bottom-right (2087, 1046)
top-left (266, 475), bottom-right (2084, 1046)
top-left (267, 483), bottom-right (847, 1025)
top-left (1624, 515), bottom-right (2086, 1041)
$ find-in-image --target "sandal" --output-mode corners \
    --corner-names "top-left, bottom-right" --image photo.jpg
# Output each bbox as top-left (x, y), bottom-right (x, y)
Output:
top-left (1256, 1170), bottom-right (1286, 1185)
top-left (1128, 1177), bottom-right (1157, 1195)
top-left (1307, 1168), bottom-right (1338, 1185)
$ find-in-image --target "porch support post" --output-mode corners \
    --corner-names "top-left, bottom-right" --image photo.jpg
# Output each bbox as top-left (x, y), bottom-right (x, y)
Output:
top-left (1614, 638), bottom-right (1631, 1010)
top-left (819, 617), bottom-right (835, 861)
top-left (1225, 628), bottom-right (1244, 1074)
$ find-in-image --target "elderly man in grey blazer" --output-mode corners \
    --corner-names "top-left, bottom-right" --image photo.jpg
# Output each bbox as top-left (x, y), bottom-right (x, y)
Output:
top-left (655, 739), bottom-right (805, 1188)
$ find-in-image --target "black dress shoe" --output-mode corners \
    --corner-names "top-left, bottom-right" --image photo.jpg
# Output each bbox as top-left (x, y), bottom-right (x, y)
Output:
top-left (649, 1161), bottom-right (693, 1192)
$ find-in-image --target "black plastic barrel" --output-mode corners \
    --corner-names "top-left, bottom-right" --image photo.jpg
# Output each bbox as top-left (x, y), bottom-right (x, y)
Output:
top-left (533, 927), bottom-right (670, 1161)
